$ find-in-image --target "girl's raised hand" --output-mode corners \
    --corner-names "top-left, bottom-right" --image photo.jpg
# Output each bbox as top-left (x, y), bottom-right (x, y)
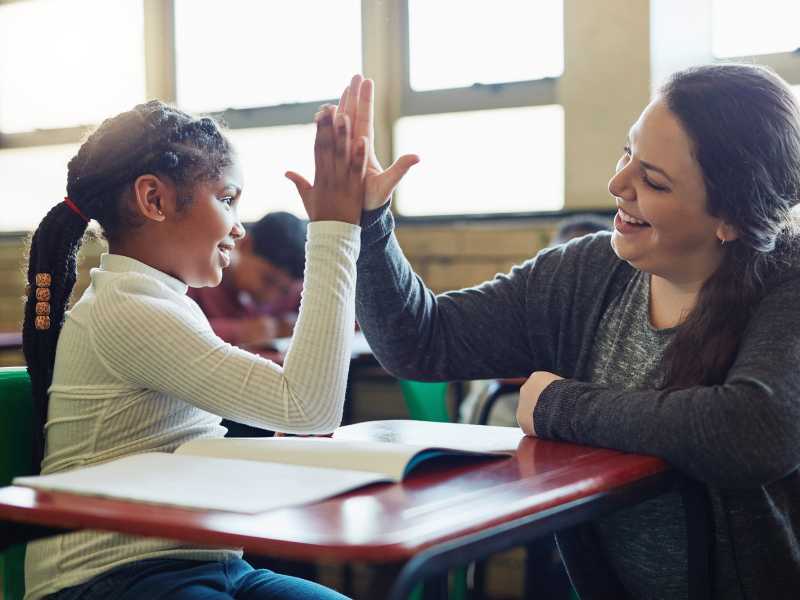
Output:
top-left (286, 106), bottom-right (368, 225)
top-left (319, 74), bottom-right (419, 212)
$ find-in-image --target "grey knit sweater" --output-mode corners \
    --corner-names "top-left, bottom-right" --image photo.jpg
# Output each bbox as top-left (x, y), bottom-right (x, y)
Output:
top-left (355, 205), bottom-right (800, 600)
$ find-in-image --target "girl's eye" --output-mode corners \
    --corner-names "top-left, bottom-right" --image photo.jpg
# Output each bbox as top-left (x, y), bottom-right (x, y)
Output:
top-left (622, 145), bottom-right (632, 158)
top-left (220, 196), bottom-right (234, 207)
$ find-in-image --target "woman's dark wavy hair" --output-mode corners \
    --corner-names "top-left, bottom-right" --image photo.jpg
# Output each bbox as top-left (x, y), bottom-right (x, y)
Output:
top-left (23, 100), bottom-right (233, 470)
top-left (659, 64), bottom-right (800, 389)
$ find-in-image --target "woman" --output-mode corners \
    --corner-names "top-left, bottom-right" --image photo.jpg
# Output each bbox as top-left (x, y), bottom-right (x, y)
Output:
top-left (347, 65), bottom-right (800, 599)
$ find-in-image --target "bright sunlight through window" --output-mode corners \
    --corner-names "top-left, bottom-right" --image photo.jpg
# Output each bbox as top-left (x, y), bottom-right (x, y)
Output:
top-left (712, 0), bottom-right (800, 57)
top-left (0, 144), bottom-right (80, 232)
top-left (175, 0), bottom-right (362, 113)
top-left (394, 106), bottom-right (564, 216)
top-left (224, 124), bottom-right (317, 222)
top-left (408, 0), bottom-right (564, 91)
top-left (0, 0), bottom-right (145, 133)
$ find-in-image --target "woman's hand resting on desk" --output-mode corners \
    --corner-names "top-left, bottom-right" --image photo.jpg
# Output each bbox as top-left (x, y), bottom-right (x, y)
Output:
top-left (316, 74), bottom-right (419, 211)
top-left (517, 371), bottom-right (564, 436)
top-left (286, 105), bottom-right (369, 225)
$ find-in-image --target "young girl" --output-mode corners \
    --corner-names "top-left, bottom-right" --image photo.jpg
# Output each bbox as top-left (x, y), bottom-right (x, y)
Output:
top-left (22, 100), bottom-right (372, 599)
top-left (350, 65), bottom-right (800, 599)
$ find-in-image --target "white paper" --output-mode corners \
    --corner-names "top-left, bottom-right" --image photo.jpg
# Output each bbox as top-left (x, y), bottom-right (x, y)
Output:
top-left (14, 453), bottom-right (387, 514)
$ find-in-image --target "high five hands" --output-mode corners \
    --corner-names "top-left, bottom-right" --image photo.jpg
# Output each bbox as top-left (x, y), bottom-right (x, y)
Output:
top-left (287, 74), bottom-right (420, 222)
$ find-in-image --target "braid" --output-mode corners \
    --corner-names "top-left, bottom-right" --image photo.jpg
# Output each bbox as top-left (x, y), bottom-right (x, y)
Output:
top-left (22, 100), bottom-right (233, 470)
top-left (23, 205), bottom-right (89, 469)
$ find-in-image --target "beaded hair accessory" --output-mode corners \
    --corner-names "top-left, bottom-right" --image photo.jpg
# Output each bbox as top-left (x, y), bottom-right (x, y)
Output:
top-left (34, 273), bottom-right (51, 330)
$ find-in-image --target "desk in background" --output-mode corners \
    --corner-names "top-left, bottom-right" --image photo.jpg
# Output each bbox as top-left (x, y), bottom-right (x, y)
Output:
top-left (0, 420), bottom-right (709, 599)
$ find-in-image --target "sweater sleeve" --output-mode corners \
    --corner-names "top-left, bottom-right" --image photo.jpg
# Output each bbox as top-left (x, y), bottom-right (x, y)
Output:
top-left (90, 221), bottom-right (359, 434)
top-left (355, 205), bottom-right (543, 381)
top-left (533, 276), bottom-right (800, 489)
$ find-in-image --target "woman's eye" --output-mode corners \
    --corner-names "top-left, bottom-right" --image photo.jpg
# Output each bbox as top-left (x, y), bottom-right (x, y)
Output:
top-left (642, 175), bottom-right (668, 192)
top-left (220, 196), bottom-right (234, 207)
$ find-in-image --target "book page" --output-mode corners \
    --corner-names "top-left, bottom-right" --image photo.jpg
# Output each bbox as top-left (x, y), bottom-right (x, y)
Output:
top-left (14, 453), bottom-right (387, 513)
top-left (176, 437), bottom-right (425, 481)
top-left (177, 420), bottom-right (524, 481)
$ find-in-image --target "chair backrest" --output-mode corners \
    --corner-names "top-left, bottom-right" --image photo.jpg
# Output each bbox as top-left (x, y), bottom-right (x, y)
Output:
top-left (0, 366), bottom-right (34, 600)
top-left (398, 380), bottom-right (450, 423)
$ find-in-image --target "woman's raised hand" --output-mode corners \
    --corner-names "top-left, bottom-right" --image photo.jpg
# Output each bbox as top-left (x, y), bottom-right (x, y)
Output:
top-left (286, 106), bottom-right (369, 225)
top-left (319, 74), bottom-right (419, 212)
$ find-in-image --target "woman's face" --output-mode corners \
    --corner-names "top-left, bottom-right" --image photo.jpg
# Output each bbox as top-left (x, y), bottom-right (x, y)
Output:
top-left (169, 158), bottom-right (245, 287)
top-left (608, 96), bottom-right (729, 285)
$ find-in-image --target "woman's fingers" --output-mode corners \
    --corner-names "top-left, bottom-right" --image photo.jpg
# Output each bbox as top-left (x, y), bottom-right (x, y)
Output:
top-left (351, 136), bottom-right (369, 180)
top-left (346, 74), bottom-right (363, 137)
top-left (354, 78), bottom-right (373, 144)
top-left (335, 86), bottom-right (349, 119)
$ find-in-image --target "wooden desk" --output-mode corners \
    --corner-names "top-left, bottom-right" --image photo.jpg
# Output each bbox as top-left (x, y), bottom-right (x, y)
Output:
top-left (0, 422), bottom-right (703, 599)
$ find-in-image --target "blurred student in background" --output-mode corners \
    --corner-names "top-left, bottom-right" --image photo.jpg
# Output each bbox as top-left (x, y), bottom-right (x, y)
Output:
top-left (188, 211), bottom-right (306, 353)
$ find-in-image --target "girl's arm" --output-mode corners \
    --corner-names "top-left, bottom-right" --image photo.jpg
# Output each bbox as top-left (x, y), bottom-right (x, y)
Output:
top-left (532, 277), bottom-right (800, 488)
top-left (89, 111), bottom-right (367, 434)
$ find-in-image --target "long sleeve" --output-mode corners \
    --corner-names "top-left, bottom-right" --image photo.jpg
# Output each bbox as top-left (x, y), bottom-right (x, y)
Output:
top-left (90, 221), bottom-right (360, 434)
top-left (355, 205), bottom-right (544, 381)
top-left (534, 276), bottom-right (800, 489)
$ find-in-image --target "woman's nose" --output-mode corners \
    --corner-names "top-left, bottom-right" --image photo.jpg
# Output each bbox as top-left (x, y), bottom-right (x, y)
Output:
top-left (608, 161), bottom-right (634, 202)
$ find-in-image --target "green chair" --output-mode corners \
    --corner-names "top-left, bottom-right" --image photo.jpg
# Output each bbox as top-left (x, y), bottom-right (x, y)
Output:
top-left (0, 366), bottom-right (34, 600)
top-left (398, 380), bottom-right (467, 600)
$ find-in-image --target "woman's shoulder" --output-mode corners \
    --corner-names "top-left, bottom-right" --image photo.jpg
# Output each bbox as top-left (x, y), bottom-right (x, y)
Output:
top-left (521, 230), bottom-right (629, 281)
top-left (764, 226), bottom-right (800, 288)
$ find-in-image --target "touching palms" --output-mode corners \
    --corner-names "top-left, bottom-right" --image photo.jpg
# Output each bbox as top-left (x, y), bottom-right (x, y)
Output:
top-left (287, 74), bottom-right (419, 213)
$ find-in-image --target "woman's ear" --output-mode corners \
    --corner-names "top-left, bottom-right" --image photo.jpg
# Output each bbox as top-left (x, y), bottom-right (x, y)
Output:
top-left (716, 221), bottom-right (739, 244)
top-left (132, 174), bottom-right (174, 222)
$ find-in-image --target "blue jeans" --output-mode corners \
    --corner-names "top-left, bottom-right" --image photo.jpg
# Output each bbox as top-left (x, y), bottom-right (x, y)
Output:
top-left (47, 558), bottom-right (350, 600)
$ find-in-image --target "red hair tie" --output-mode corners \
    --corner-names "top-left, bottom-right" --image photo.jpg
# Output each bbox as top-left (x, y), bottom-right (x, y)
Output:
top-left (63, 197), bottom-right (89, 222)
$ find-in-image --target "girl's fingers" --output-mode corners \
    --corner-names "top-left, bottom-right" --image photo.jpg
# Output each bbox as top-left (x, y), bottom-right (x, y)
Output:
top-left (334, 114), bottom-right (351, 178)
top-left (285, 171), bottom-right (313, 213)
top-left (314, 109), bottom-right (336, 184)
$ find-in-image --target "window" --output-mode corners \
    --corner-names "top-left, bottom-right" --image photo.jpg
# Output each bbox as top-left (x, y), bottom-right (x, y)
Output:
top-left (224, 125), bottom-right (316, 221)
top-left (408, 0), bottom-right (564, 91)
top-left (0, 0), bottom-right (145, 133)
top-left (712, 0), bottom-right (800, 57)
top-left (394, 106), bottom-right (564, 216)
top-left (174, 0), bottom-right (361, 113)
top-left (0, 144), bottom-right (80, 232)
top-left (394, 0), bottom-right (565, 216)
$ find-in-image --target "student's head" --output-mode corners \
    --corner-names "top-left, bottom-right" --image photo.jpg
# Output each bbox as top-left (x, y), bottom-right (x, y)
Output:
top-left (23, 100), bottom-right (238, 467)
top-left (608, 63), bottom-right (800, 283)
top-left (549, 214), bottom-right (610, 246)
top-left (230, 212), bottom-right (307, 306)
top-left (608, 64), bottom-right (800, 388)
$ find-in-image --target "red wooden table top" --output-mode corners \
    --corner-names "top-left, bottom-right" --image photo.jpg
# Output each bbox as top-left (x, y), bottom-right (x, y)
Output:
top-left (0, 423), bottom-right (668, 564)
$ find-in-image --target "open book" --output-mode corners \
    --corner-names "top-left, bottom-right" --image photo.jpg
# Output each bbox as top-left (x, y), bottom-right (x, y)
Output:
top-left (14, 420), bottom-right (525, 514)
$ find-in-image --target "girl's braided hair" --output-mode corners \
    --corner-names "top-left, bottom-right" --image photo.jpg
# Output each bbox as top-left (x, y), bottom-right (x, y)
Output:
top-left (23, 100), bottom-right (233, 470)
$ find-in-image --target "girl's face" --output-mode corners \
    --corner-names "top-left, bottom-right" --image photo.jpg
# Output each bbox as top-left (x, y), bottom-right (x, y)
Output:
top-left (608, 96), bottom-right (729, 285)
top-left (170, 159), bottom-right (245, 287)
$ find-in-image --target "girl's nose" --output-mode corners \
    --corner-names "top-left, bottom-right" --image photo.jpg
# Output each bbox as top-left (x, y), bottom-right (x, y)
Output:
top-left (232, 220), bottom-right (246, 241)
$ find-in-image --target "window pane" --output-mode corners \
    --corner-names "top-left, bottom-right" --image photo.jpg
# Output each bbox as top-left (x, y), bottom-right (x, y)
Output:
top-left (175, 0), bottom-right (361, 113)
top-left (394, 106), bottom-right (564, 216)
top-left (712, 0), bottom-right (800, 57)
top-left (0, 0), bottom-right (145, 133)
top-left (0, 144), bottom-right (80, 232)
top-left (224, 125), bottom-right (316, 223)
top-left (409, 0), bottom-right (564, 91)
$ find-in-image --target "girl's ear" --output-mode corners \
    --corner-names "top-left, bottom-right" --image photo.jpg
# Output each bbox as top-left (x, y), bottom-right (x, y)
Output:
top-left (716, 221), bottom-right (739, 243)
top-left (132, 174), bottom-right (174, 222)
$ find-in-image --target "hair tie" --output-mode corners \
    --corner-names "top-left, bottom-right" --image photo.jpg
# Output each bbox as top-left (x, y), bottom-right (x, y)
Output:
top-left (63, 197), bottom-right (89, 223)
